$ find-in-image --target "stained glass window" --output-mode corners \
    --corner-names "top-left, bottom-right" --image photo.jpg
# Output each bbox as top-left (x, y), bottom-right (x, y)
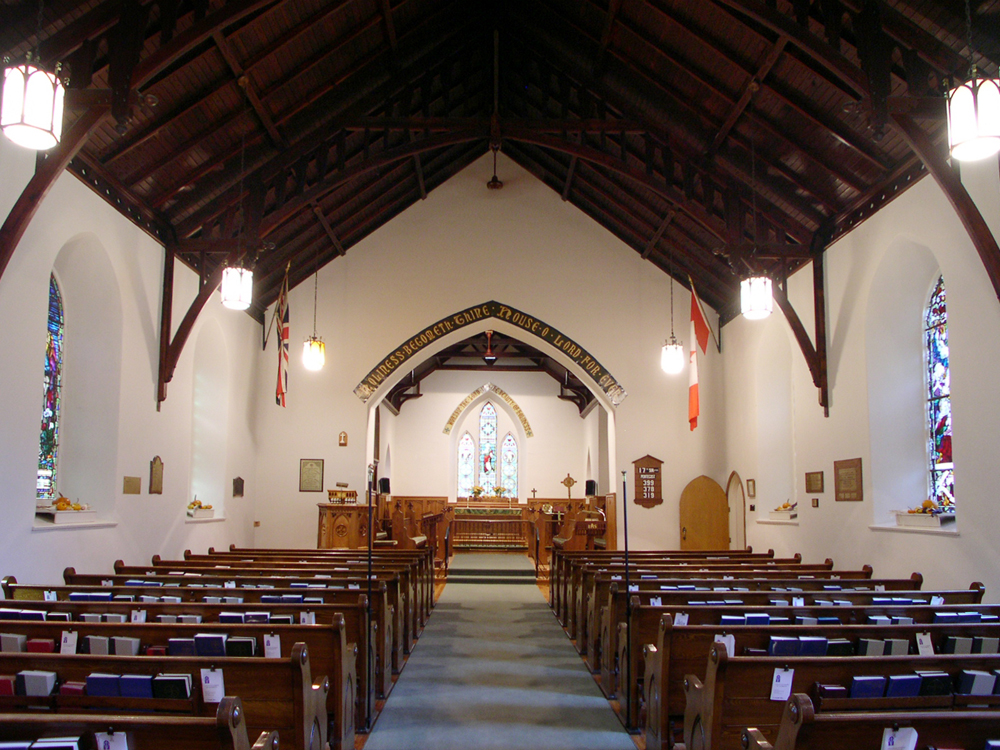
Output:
top-left (478, 402), bottom-right (498, 490)
top-left (37, 274), bottom-right (64, 502)
top-left (925, 275), bottom-right (954, 510)
top-left (500, 433), bottom-right (518, 498)
top-left (457, 432), bottom-right (475, 498)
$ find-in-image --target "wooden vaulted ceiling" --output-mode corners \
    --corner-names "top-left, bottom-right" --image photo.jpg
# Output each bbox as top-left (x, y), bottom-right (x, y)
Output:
top-left (3, 0), bottom-right (1000, 326)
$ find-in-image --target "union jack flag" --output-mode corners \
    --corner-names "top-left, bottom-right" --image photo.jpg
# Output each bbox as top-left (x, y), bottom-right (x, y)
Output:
top-left (276, 277), bottom-right (289, 407)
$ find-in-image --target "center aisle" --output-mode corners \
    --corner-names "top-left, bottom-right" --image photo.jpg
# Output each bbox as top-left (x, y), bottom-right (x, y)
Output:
top-left (363, 553), bottom-right (637, 750)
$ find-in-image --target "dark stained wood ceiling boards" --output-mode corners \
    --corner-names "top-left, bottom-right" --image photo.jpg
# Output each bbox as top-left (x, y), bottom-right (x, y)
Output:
top-left (3, 0), bottom-right (1000, 323)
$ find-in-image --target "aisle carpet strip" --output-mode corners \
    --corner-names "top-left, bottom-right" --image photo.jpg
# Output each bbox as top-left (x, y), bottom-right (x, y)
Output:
top-left (363, 553), bottom-right (636, 750)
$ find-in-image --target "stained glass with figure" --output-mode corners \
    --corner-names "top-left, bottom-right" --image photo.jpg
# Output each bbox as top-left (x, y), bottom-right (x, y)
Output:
top-left (478, 402), bottom-right (498, 490)
top-left (925, 275), bottom-right (954, 509)
top-left (457, 432), bottom-right (475, 498)
top-left (500, 433), bottom-right (518, 498)
top-left (37, 275), bottom-right (64, 502)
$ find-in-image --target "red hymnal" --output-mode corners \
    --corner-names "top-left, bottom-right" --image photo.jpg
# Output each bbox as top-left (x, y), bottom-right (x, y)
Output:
top-left (59, 681), bottom-right (86, 695)
top-left (26, 639), bottom-right (56, 653)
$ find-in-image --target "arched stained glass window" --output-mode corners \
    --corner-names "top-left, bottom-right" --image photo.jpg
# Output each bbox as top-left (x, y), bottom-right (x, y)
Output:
top-left (478, 402), bottom-right (498, 490)
top-left (37, 274), bottom-right (64, 502)
top-left (500, 433), bottom-right (518, 498)
top-left (925, 275), bottom-right (955, 510)
top-left (457, 432), bottom-right (475, 498)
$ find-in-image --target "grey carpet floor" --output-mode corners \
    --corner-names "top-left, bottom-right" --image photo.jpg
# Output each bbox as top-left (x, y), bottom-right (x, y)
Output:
top-left (363, 553), bottom-right (637, 750)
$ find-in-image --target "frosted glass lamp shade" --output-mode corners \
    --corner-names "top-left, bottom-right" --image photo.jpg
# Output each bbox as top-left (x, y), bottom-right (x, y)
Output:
top-left (661, 338), bottom-right (685, 374)
top-left (948, 70), bottom-right (1000, 162)
top-left (741, 275), bottom-right (773, 320)
top-left (2, 63), bottom-right (64, 150)
top-left (220, 266), bottom-right (253, 310)
top-left (303, 337), bottom-right (326, 371)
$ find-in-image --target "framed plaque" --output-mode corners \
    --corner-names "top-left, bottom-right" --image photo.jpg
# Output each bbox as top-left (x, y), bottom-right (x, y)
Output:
top-left (805, 471), bottom-right (824, 493)
top-left (299, 459), bottom-right (325, 493)
top-left (834, 458), bottom-right (863, 501)
top-left (746, 479), bottom-right (756, 498)
top-left (149, 456), bottom-right (164, 495)
top-left (632, 455), bottom-right (663, 508)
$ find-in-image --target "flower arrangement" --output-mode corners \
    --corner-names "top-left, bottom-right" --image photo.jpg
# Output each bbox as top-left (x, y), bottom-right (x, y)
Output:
top-left (471, 486), bottom-right (485, 498)
top-left (493, 485), bottom-right (506, 497)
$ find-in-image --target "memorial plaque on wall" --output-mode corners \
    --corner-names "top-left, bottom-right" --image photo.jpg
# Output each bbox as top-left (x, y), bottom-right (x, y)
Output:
top-left (834, 458), bottom-right (863, 501)
top-left (633, 455), bottom-right (664, 508)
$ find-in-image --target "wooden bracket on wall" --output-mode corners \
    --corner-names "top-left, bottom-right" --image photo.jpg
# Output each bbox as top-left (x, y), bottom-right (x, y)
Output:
top-left (156, 247), bottom-right (224, 408)
top-left (772, 231), bottom-right (830, 416)
top-left (892, 113), bottom-right (1000, 304)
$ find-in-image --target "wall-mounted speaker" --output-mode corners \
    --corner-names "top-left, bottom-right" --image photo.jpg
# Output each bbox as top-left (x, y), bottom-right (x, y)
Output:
top-left (585, 479), bottom-right (597, 496)
top-left (379, 477), bottom-right (391, 494)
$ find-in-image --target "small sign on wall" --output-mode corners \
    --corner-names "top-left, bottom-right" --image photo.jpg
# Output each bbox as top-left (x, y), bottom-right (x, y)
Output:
top-left (123, 476), bottom-right (141, 495)
top-left (149, 456), bottom-right (164, 495)
top-left (632, 455), bottom-right (663, 508)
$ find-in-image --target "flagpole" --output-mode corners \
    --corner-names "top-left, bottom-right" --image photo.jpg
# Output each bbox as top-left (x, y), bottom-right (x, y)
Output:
top-left (621, 469), bottom-right (633, 731)
top-left (366, 459), bottom-right (377, 730)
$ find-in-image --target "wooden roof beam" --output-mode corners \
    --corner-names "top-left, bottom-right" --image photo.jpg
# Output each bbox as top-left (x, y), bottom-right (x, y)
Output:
top-left (593, 0), bottom-right (622, 76)
top-left (706, 35), bottom-right (788, 160)
top-left (212, 31), bottom-right (285, 147)
top-left (310, 201), bottom-right (347, 257)
top-left (892, 113), bottom-right (1000, 304)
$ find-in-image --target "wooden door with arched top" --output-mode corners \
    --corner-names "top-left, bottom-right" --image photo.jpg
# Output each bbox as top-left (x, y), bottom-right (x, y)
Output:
top-left (679, 475), bottom-right (730, 550)
top-left (726, 471), bottom-right (747, 550)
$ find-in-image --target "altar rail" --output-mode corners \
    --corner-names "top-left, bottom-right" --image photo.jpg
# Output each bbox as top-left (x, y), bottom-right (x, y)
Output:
top-left (452, 517), bottom-right (528, 550)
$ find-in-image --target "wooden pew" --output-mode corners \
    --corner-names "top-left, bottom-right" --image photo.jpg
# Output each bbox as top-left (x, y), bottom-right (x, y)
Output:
top-left (643, 614), bottom-right (1000, 750)
top-left (743, 693), bottom-right (1000, 750)
top-left (552, 510), bottom-right (607, 552)
top-left (0, 643), bottom-right (329, 750)
top-left (590, 574), bottom-right (948, 689)
top-left (390, 502), bottom-right (427, 551)
top-left (550, 547), bottom-right (768, 614)
top-left (683, 641), bottom-right (1000, 750)
top-left (577, 565), bottom-right (893, 660)
top-left (0, 617), bottom-right (357, 744)
top-left (194, 546), bottom-right (434, 623)
top-left (3, 576), bottom-right (399, 688)
top-left (0, 696), bottom-right (277, 750)
top-left (61, 566), bottom-right (416, 668)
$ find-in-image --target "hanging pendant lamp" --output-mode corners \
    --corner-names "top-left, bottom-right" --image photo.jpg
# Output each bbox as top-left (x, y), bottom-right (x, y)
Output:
top-left (741, 275), bottom-right (773, 320)
top-left (302, 252), bottom-right (325, 371)
top-left (222, 89), bottom-right (253, 310)
top-left (661, 254), bottom-right (684, 374)
top-left (2, 56), bottom-right (64, 150)
top-left (947, 1), bottom-right (1000, 162)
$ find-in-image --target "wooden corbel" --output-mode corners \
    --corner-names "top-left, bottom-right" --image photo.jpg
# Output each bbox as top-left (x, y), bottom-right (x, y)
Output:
top-left (156, 247), bottom-right (224, 408)
top-left (766, 227), bottom-right (831, 416)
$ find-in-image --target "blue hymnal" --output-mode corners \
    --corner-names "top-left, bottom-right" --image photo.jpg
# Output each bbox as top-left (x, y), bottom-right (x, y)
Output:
top-left (167, 638), bottom-right (196, 656)
top-left (818, 617), bottom-right (841, 625)
top-left (769, 617), bottom-right (790, 625)
top-left (720, 615), bottom-right (745, 626)
top-left (120, 674), bottom-right (154, 698)
top-left (18, 610), bottom-right (45, 621)
top-left (798, 636), bottom-right (829, 656)
top-left (745, 613), bottom-right (769, 625)
top-left (89, 592), bottom-right (113, 601)
top-left (260, 595), bottom-right (282, 603)
top-left (289, 583), bottom-right (308, 588)
top-left (849, 675), bottom-right (887, 698)
top-left (85, 673), bottom-right (121, 697)
top-left (933, 612), bottom-right (958, 624)
top-left (218, 612), bottom-right (245, 624)
top-left (193, 633), bottom-right (227, 657)
top-left (958, 611), bottom-right (982, 623)
top-left (885, 674), bottom-right (922, 697)
top-left (280, 595), bottom-right (304, 603)
top-left (767, 636), bottom-right (799, 656)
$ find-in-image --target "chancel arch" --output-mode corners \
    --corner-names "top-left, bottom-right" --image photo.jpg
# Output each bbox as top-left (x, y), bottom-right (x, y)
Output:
top-left (360, 307), bottom-right (620, 507)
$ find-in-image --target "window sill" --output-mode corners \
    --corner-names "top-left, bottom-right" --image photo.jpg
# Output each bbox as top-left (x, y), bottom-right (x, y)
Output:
top-left (32, 519), bottom-right (118, 532)
top-left (184, 516), bottom-right (226, 524)
top-left (868, 523), bottom-right (959, 537)
top-left (755, 518), bottom-right (799, 526)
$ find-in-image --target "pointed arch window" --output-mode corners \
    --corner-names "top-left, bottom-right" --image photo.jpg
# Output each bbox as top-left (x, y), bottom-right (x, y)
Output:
top-left (925, 275), bottom-right (955, 510)
top-left (37, 274), bottom-right (64, 502)
top-left (500, 433), bottom-right (518, 498)
top-left (457, 432), bottom-right (475, 498)
top-left (479, 402), bottom-right (498, 489)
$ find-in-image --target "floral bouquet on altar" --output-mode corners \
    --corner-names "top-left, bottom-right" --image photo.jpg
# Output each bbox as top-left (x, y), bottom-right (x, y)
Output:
top-left (493, 486), bottom-right (506, 498)
top-left (471, 486), bottom-right (485, 498)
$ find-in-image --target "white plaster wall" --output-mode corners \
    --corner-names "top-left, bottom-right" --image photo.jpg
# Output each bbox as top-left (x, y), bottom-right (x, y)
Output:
top-left (726, 161), bottom-right (1000, 599)
top-left (0, 137), bottom-right (259, 586)
top-left (250, 153), bottom-right (724, 550)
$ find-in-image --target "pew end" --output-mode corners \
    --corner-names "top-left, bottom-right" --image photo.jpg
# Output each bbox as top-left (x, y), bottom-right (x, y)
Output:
top-left (252, 731), bottom-right (280, 750)
top-left (62, 567), bottom-right (76, 583)
top-left (909, 571), bottom-right (923, 588)
top-left (860, 564), bottom-right (873, 578)
top-left (1, 575), bottom-right (16, 598)
top-left (741, 728), bottom-right (773, 750)
top-left (971, 581), bottom-right (986, 602)
top-left (113, 559), bottom-right (126, 573)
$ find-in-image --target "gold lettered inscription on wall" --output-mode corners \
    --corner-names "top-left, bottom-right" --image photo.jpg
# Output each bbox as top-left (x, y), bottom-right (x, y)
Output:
top-left (632, 455), bottom-right (664, 509)
top-left (149, 456), bottom-right (164, 495)
top-left (834, 458), bottom-right (863, 501)
top-left (353, 301), bottom-right (627, 406)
